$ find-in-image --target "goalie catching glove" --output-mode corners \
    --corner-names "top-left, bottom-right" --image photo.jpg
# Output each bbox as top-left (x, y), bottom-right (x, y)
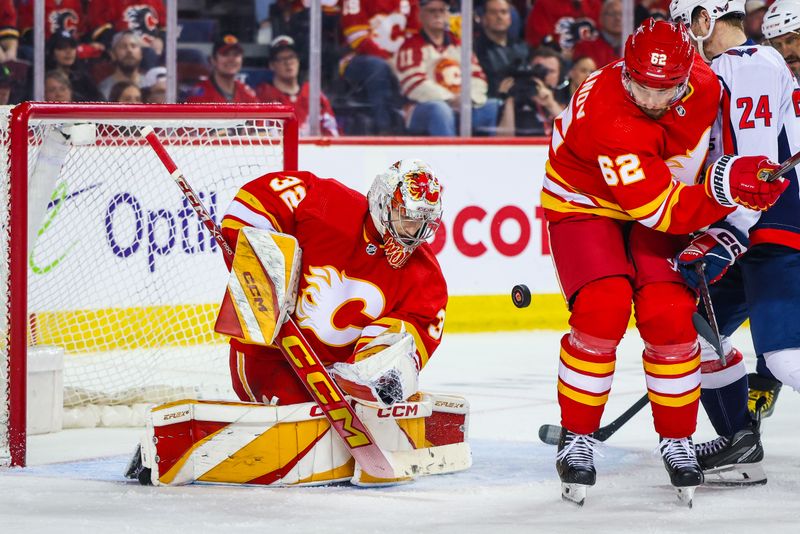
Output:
top-left (705, 155), bottom-right (787, 211)
top-left (330, 331), bottom-right (419, 408)
top-left (676, 223), bottom-right (747, 289)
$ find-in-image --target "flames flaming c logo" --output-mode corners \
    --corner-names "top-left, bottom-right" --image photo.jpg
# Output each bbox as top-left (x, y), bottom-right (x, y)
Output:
top-left (403, 172), bottom-right (441, 205)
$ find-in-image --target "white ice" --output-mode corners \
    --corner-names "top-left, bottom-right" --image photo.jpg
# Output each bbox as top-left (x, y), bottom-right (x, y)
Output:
top-left (2, 329), bottom-right (800, 533)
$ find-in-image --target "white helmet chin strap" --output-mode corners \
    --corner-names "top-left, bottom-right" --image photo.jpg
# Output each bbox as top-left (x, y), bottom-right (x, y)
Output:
top-left (686, 16), bottom-right (716, 63)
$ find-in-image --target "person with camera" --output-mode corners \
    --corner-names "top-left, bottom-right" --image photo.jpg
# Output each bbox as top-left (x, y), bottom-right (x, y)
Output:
top-left (496, 47), bottom-right (568, 136)
top-left (475, 0), bottom-right (530, 100)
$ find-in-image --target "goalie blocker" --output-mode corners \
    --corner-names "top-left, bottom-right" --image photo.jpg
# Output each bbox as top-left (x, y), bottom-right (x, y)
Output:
top-left (129, 392), bottom-right (470, 486)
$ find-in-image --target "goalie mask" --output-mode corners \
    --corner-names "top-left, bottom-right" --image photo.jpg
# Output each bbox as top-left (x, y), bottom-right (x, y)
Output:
top-left (622, 18), bottom-right (694, 117)
top-left (368, 160), bottom-right (443, 269)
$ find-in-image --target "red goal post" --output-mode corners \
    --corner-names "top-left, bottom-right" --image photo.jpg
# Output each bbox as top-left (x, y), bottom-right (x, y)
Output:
top-left (1, 103), bottom-right (298, 467)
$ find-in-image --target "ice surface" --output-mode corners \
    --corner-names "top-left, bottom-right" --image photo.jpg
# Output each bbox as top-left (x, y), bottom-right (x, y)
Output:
top-left (2, 330), bottom-right (799, 533)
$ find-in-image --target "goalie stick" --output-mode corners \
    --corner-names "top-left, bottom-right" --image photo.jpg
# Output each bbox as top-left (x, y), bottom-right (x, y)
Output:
top-left (538, 393), bottom-right (649, 445)
top-left (140, 126), bottom-right (395, 479)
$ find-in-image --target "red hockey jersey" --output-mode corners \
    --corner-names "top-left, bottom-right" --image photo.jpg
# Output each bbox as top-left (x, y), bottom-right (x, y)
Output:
top-left (87, 0), bottom-right (166, 43)
top-left (541, 54), bottom-right (734, 234)
top-left (341, 0), bottom-right (419, 58)
top-left (0, 0), bottom-right (15, 41)
top-left (256, 82), bottom-right (340, 137)
top-left (184, 77), bottom-right (258, 104)
top-left (17, 0), bottom-right (84, 40)
top-left (524, 0), bottom-right (601, 50)
top-left (220, 171), bottom-right (447, 370)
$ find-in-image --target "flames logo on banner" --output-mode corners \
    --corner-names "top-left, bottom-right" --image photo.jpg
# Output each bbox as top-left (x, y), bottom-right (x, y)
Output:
top-left (295, 266), bottom-right (385, 346)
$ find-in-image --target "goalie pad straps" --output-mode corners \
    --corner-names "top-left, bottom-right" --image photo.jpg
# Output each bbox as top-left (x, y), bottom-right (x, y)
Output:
top-left (330, 332), bottom-right (420, 408)
top-left (215, 227), bottom-right (301, 345)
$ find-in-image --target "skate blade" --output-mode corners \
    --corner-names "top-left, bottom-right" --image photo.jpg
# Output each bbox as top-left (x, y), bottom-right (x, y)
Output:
top-left (561, 483), bottom-right (588, 506)
top-left (676, 485), bottom-right (696, 508)
top-left (703, 463), bottom-right (767, 487)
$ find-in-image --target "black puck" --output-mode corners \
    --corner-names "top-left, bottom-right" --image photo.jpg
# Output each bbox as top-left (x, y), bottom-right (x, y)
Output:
top-left (511, 284), bottom-right (532, 308)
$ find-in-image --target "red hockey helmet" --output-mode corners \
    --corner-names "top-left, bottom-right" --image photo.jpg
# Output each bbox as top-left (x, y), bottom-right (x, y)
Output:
top-left (623, 18), bottom-right (693, 91)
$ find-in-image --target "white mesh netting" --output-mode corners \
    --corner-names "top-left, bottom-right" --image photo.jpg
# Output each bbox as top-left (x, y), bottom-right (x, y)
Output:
top-left (1, 106), bottom-right (289, 463)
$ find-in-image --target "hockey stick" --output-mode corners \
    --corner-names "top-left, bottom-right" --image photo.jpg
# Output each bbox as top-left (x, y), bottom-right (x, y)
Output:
top-left (693, 262), bottom-right (726, 364)
top-left (538, 393), bottom-right (650, 445)
top-left (140, 126), bottom-right (395, 479)
top-left (759, 148), bottom-right (800, 182)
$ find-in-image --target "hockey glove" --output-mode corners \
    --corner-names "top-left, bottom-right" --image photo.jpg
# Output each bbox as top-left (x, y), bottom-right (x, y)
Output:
top-left (676, 223), bottom-right (747, 289)
top-left (330, 332), bottom-right (419, 408)
top-left (705, 154), bottom-right (787, 211)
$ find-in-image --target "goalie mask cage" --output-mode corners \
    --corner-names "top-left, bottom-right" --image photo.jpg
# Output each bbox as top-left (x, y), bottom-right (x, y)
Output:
top-left (0, 103), bottom-right (298, 467)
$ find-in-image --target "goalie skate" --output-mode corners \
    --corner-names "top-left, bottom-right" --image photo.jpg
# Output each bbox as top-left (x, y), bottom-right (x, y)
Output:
top-left (659, 437), bottom-right (703, 508)
top-left (556, 428), bottom-right (598, 506)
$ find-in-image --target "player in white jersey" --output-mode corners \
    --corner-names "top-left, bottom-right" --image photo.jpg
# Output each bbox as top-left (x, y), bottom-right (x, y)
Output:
top-left (670, 0), bottom-right (800, 486)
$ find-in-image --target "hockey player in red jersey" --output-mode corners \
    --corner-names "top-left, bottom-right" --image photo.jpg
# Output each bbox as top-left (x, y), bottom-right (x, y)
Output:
top-left (541, 18), bottom-right (788, 506)
top-left (219, 160), bottom-right (446, 412)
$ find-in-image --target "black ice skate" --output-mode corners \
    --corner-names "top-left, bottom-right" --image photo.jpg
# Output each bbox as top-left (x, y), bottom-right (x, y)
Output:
top-left (695, 415), bottom-right (766, 487)
top-left (748, 372), bottom-right (781, 419)
top-left (659, 437), bottom-right (703, 507)
top-left (556, 428), bottom-right (598, 506)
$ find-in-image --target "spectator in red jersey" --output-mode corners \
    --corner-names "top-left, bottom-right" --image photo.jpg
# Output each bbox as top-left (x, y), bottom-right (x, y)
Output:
top-left (339, 0), bottom-right (419, 135)
top-left (0, 0), bottom-right (17, 61)
top-left (524, 0), bottom-right (601, 57)
top-left (87, 0), bottom-right (166, 68)
top-left (46, 30), bottom-right (105, 102)
top-left (185, 35), bottom-right (258, 104)
top-left (97, 31), bottom-right (145, 101)
top-left (394, 0), bottom-right (497, 136)
top-left (572, 0), bottom-right (623, 68)
top-left (17, 0), bottom-right (84, 45)
top-left (257, 36), bottom-right (339, 136)
top-left (44, 69), bottom-right (73, 102)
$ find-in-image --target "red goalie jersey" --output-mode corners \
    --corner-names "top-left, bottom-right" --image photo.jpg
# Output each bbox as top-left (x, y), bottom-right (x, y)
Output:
top-left (220, 171), bottom-right (447, 373)
top-left (541, 54), bottom-right (734, 234)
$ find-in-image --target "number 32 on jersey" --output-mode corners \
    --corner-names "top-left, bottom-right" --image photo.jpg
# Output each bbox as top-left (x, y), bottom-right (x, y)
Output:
top-left (598, 154), bottom-right (645, 186)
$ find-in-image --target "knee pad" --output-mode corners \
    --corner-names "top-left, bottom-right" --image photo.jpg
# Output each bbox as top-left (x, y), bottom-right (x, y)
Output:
top-left (570, 277), bottom-right (633, 343)
top-left (635, 282), bottom-right (697, 346)
top-left (764, 348), bottom-right (800, 390)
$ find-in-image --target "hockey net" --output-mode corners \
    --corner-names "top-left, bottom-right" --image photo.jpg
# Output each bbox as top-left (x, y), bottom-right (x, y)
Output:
top-left (0, 103), bottom-right (298, 466)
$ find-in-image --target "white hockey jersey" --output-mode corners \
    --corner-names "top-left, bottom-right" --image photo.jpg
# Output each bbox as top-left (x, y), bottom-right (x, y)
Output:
top-left (708, 44), bottom-right (800, 249)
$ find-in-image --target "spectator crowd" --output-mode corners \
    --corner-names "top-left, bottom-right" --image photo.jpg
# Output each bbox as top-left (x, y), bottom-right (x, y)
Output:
top-left (0, 0), bottom-right (778, 136)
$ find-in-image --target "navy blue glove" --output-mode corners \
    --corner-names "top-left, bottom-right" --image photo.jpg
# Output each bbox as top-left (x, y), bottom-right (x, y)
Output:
top-left (676, 223), bottom-right (748, 289)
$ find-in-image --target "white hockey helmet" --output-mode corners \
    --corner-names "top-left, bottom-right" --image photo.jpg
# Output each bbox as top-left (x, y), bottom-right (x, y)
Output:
top-left (762, 0), bottom-right (800, 40)
top-left (367, 159), bottom-right (443, 268)
top-left (669, 0), bottom-right (746, 26)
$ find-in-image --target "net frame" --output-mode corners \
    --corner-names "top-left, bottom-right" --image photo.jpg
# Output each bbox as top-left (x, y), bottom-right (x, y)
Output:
top-left (2, 102), bottom-right (298, 467)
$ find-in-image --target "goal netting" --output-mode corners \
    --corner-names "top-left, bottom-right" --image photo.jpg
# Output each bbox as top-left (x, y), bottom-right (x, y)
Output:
top-left (0, 103), bottom-right (298, 466)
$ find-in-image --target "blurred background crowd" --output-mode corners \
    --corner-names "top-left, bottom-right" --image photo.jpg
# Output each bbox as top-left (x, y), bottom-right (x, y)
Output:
top-left (0, 0), bottom-right (776, 137)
